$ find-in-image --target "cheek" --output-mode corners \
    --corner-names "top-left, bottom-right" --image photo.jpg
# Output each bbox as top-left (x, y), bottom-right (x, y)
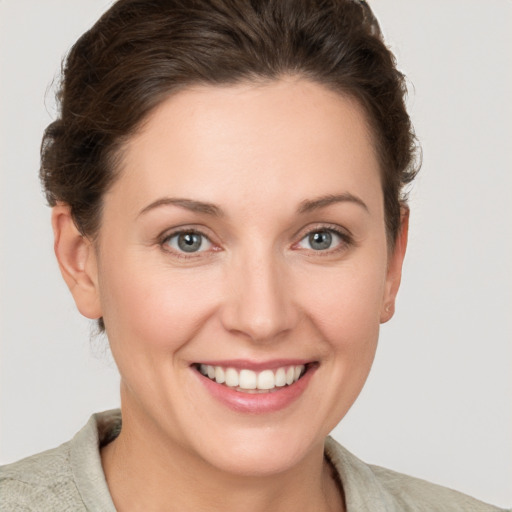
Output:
top-left (299, 257), bottom-right (387, 345)
top-left (300, 257), bottom-right (387, 411)
top-left (98, 256), bottom-right (222, 353)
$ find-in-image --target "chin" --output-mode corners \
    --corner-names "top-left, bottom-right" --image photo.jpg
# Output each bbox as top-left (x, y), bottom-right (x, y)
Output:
top-left (184, 419), bottom-right (328, 478)
top-left (202, 436), bottom-right (316, 477)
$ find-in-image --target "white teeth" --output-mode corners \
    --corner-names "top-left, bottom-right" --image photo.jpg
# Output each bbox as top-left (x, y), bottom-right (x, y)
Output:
top-left (198, 363), bottom-right (307, 392)
top-left (225, 367), bottom-right (239, 387)
top-left (239, 369), bottom-right (257, 390)
top-left (275, 367), bottom-right (286, 387)
top-left (257, 370), bottom-right (275, 390)
top-left (214, 366), bottom-right (225, 384)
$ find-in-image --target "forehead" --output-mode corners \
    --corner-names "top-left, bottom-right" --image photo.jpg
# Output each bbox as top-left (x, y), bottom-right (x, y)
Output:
top-left (110, 78), bottom-right (382, 216)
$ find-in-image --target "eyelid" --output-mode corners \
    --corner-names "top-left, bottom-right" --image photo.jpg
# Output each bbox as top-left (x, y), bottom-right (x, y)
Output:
top-left (158, 226), bottom-right (220, 258)
top-left (292, 223), bottom-right (354, 252)
top-left (156, 222), bottom-right (354, 258)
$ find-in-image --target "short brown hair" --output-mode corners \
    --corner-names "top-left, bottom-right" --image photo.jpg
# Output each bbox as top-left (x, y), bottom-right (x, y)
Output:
top-left (41, 0), bottom-right (419, 243)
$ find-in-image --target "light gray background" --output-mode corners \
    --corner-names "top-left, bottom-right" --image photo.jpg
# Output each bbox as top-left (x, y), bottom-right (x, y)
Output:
top-left (1, 0), bottom-right (511, 507)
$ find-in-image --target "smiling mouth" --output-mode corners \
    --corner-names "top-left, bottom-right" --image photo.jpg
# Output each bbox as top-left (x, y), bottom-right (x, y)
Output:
top-left (193, 363), bottom-right (315, 393)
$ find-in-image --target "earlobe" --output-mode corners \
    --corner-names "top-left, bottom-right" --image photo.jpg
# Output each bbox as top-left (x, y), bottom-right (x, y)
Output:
top-left (380, 207), bottom-right (409, 324)
top-left (51, 204), bottom-right (102, 320)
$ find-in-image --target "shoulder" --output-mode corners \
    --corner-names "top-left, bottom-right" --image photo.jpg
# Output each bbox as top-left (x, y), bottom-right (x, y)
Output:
top-left (0, 410), bottom-right (120, 512)
top-left (367, 464), bottom-right (506, 512)
top-left (324, 436), bottom-right (509, 512)
top-left (0, 441), bottom-right (85, 511)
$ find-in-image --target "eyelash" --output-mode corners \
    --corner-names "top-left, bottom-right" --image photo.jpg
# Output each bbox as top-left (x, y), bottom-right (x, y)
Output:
top-left (159, 224), bottom-right (354, 259)
top-left (160, 228), bottom-right (218, 260)
top-left (294, 224), bottom-right (354, 256)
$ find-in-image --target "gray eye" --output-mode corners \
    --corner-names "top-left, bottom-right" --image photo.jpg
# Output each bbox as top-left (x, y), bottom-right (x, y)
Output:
top-left (166, 232), bottom-right (212, 253)
top-left (297, 229), bottom-right (343, 251)
top-left (178, 233), bottom-right (203, 252)
top-left (308, 231), bottom-right (333, 250)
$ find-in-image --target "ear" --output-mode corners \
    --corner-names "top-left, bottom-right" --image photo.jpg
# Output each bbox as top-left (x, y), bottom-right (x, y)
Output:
top-left (51, 204), bottom-right (102, 320)
top-left (380, 207), bottom-right (409, 323)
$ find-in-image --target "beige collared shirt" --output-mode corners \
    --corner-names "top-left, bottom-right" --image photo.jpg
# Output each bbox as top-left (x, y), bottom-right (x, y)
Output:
top-left (0, 410), bottom-right (508, 511)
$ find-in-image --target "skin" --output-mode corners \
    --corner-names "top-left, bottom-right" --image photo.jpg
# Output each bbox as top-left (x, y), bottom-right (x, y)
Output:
top-left (52, 78), bottom-right (408, 512)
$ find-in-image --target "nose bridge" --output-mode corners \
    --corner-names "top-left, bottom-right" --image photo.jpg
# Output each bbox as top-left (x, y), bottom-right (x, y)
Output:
top-left (221, 245), bottom-right (297, 342)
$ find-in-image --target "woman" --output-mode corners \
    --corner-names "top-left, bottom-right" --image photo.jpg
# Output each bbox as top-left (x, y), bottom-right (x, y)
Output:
top-left (0, 1), bottom-right (509, 510)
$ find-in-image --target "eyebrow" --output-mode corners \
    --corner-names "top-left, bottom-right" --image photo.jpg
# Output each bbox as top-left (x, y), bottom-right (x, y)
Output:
top-left (297, 193), bottom-right (369, 214)
top-left (138, 197), bottom-right (223, 217)
top-left (138, 192), bottom-right (369, 218)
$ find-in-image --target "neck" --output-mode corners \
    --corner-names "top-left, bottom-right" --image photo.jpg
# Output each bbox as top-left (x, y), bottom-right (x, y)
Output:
top-left (101, 401), bottom-right (344, 512)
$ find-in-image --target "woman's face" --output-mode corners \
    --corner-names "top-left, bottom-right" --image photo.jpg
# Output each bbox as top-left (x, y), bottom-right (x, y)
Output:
top-left (75, 79), bottom-right (406, 475)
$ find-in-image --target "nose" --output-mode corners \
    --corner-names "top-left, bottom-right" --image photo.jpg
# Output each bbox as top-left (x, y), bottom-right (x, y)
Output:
top-left (220, 250), bottom-right (299, 343)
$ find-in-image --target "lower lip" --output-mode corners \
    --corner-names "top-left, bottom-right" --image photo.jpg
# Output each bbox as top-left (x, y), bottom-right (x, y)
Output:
top-left (194, 365), bottom-right (317, 414)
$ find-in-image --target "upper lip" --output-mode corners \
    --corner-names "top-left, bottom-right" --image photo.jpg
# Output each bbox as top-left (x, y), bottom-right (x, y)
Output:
top-left (192, 359), bottom-right (316, 371)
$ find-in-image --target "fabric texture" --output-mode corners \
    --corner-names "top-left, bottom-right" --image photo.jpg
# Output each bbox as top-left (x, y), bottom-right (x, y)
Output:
top-left (1, 410), bottom-right (508, 511)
